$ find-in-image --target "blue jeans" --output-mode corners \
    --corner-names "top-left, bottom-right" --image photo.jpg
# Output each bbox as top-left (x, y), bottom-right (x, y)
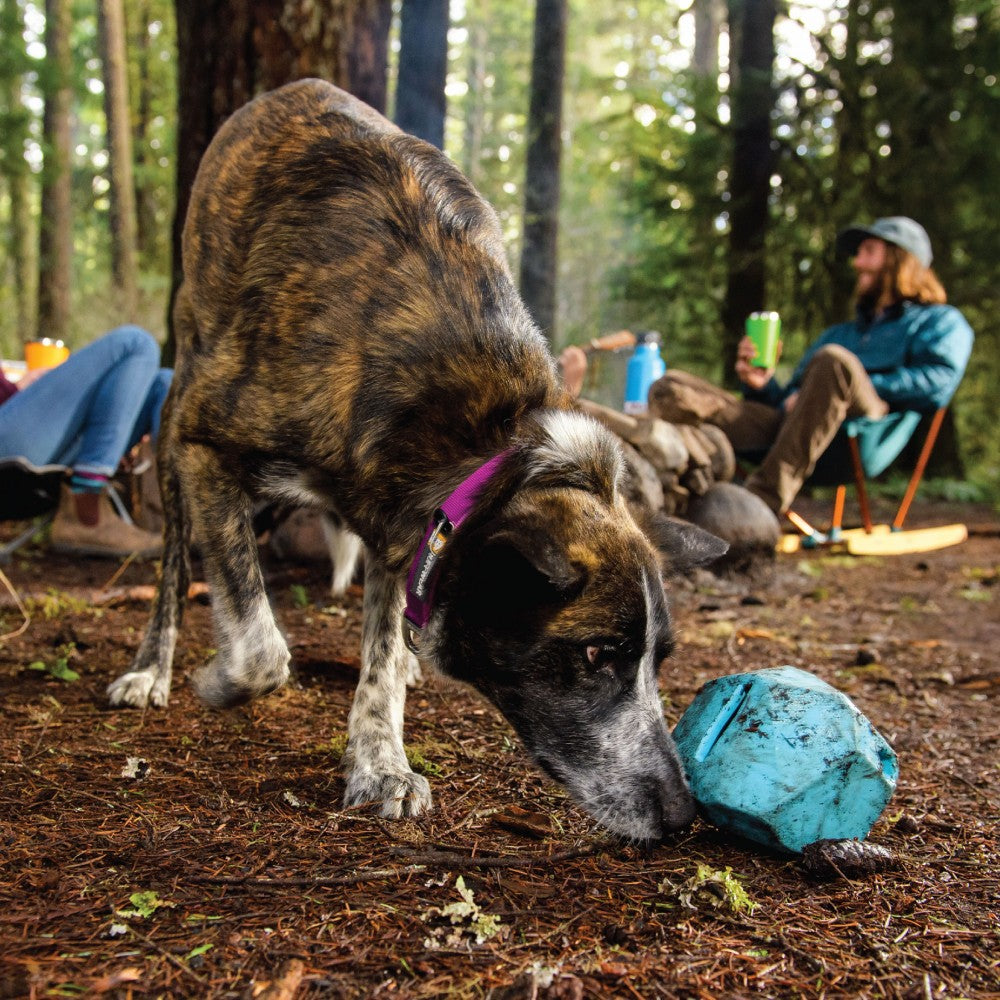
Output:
top-left (0, 325), bottom-right (172, 478)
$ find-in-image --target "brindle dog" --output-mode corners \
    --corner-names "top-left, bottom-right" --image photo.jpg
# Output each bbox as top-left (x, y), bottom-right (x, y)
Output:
top-left (107, 79), bottom-right (726, 843)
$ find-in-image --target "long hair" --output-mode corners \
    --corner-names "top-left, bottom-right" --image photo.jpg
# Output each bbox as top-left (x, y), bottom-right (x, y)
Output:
top-left (878, 244), bottom-right (948, 305)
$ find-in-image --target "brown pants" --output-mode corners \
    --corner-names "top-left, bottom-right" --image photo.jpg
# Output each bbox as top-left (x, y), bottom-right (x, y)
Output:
top-left (648, 345), bottom-right (888, 514)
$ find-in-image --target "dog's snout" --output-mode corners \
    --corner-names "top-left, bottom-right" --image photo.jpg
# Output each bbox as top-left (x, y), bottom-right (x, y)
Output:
top-left (642, 725), bottom-right (697, 838)
top-left (659, 780), bottom-right (696, 834)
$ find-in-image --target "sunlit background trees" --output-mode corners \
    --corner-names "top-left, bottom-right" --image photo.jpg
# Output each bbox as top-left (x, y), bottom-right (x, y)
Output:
top-left (0, 0), bottom-right (997, 492)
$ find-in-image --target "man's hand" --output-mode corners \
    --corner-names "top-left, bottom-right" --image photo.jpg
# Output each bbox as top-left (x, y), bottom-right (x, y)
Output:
top-left (559, 345), bottom-right (588, 399)
top-left (734, 335), bottom-right (780, 391)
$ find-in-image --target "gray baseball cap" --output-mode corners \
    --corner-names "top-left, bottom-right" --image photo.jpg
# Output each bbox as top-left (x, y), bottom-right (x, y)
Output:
top-left (836, 216), bottom-right (933, 267)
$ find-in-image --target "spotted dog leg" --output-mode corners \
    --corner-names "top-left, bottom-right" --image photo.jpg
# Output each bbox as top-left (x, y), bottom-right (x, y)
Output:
top-left (178, 444), bottom-right (291, 708)
top-left (107, 426), bottom-right (190, 708)
top-left (342, 561), bottom-right (432, 817)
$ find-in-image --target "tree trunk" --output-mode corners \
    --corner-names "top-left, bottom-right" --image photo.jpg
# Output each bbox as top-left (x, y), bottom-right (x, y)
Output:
top-left (37, 0), bottom-right (73, 343)
top-left (461, 14), bottom-right (488, 185)
top-left (348, 0), bottom-right (392, 114)
top-left (721, 0), bottom-right (776, 387)
top-left (395, 0), bottom-right (449, 148)
top-left (168, 0), bottom-right (387, 359)
top-left (0, 0), bottom-right (36, 337)
top-left (693, 0), bottom-right (724, 79)
top-left (130, 0), bottom-right (157, 266)
top-left (519, 0), bottom-right (567, 345)
top-left (885, 0), bottom-right (962, 476)
top-left (98, 0), bottom-right (139, 319)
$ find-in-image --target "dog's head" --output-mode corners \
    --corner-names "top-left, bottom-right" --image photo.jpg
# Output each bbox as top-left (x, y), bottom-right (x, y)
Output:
top-left (430, 412), bottom-right (726, 844)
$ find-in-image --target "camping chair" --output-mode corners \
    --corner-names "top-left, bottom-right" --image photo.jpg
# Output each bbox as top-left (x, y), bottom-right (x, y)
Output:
top-left (0, 457), bottom-right (68, 564)
top-left (778, 407), bottom-right (968, 555)
top-left (0, 456), bottom-right (137, 564)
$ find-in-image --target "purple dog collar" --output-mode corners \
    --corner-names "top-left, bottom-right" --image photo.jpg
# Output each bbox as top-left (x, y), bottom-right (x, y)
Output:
top-left (402, 449), bottom-right (514, 653)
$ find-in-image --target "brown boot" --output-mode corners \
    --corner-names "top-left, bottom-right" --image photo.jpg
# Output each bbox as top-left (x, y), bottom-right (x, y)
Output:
top-left (50, 485), bottom-right (162, 559)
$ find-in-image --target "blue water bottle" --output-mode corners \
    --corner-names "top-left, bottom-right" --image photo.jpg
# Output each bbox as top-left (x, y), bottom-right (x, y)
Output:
top-left (623, 331), bottom-right (665, 415)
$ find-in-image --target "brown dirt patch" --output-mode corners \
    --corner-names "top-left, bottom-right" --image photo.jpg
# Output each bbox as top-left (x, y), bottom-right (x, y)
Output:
top-left (1, 497), bottom-right (998, 998)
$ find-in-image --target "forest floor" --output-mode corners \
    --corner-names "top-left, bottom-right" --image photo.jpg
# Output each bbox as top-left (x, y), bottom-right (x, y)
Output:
top-left (0, 496), bottom-right (998, 999)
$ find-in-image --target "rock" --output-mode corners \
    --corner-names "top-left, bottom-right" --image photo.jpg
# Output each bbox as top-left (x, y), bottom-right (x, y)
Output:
top-left (698, 423), bottom-right (737, 483)
top-left (576, 398), bottom-right (689, 474)
top-left (618, 442), bottom-right (665, 515)
top-left (629, 418), bottom-right (689, 473)
top-left (685, 482), bottom-right (780, 571)
top-left (268, 508), bottom-right (331, 562)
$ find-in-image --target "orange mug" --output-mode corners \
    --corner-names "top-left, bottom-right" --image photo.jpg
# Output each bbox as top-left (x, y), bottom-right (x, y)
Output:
top-left (24, 338), bottom-right (70, 370)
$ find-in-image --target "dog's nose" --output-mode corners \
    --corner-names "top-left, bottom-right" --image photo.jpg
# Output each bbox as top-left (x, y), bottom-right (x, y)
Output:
top-left (660, 784), bottom-right (696, 833)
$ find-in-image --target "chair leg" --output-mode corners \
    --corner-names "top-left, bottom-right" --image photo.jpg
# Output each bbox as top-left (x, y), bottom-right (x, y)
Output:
top-left (893, 408), bottom-right (947, 531)
top-left (786, 509), bottom-right (826, 547)
top-left (829, 485), bottom-right (847, 541)
top-left (0, 518), bottom-right (49, 565)
top-left (848, 436), bottom-right (873, 533)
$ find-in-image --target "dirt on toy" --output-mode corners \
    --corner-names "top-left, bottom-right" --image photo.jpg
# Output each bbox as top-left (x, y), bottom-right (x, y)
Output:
top-left (1, 496), bottom-right (997, 998)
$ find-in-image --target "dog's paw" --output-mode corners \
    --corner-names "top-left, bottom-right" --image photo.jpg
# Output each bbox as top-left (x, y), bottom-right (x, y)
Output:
top-left (343, 767), bottom-right (433, 818)
top-left (191, 641), bottom-right (290, 708)
top-left (107, 670), bottom-right (170, 708)
top-left (191, 660), bottom-right (288, 707)
top-left (405, 652), bottom-right (424, 688)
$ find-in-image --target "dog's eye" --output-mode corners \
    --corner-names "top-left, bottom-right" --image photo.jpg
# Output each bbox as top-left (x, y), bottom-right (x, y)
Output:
top-left (585, 644), bottom-right (618, 670)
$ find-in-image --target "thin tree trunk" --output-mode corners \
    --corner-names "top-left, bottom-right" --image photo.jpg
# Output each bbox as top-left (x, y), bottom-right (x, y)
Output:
top-left (395, 0), bottom-right (449, 147)
top-left (98, 0), bottom-right (139, 319)
top-left (693, 0), bottom-right (723, 78)
top-left (519, 0), bottom-right (567, 345)
top-left (349, 0), bottom-right (392, 113)
top-left (461, 14), bottom-right (488, 185)
top-left (721, 0), bottom-right (776, 387)
top-left (37, 0), bottom-right (73, 343)
top-left (0, 0), bottom-right (36, 337)
top-left (131, 0), bottom-right (157, 265)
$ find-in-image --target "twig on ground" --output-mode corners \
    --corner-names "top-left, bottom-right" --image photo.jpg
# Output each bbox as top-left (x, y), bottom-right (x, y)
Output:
top-left (0, 565), bottom-right (30, 641)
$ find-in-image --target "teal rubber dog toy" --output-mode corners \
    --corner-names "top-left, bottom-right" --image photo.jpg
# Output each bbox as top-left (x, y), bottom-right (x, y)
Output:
top-left (673, 666), bottom-right (898, 853)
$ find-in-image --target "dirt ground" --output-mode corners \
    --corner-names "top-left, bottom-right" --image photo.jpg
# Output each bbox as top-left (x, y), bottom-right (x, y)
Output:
top-left (1, 496), bottom-right (998, 999)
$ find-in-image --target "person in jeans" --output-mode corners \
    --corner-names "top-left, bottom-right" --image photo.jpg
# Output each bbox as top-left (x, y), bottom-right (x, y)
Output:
top-left (649, 217), bottom-right (974, 516)
top-left (0, 324), bottom-right (171, 557)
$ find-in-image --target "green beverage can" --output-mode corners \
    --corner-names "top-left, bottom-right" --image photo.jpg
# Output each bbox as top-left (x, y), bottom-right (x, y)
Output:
top-left (746, 312), bottom-right (781, 368)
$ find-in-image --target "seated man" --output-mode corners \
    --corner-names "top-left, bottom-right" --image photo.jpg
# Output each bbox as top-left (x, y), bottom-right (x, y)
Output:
top-left (650, 217), bottom-right (974, 516)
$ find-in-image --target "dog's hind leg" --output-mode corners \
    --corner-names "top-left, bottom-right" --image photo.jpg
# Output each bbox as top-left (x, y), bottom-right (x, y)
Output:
top-left (342, 561), bottom-right (432, 818)
top-left (107, 429), bottom-right (190, 708)
top-left (178, 444), bottom-right (291, 708)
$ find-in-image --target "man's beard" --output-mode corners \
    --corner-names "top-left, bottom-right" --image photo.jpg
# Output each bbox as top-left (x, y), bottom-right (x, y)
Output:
top-left (855, 276), bottom-right (882, 315)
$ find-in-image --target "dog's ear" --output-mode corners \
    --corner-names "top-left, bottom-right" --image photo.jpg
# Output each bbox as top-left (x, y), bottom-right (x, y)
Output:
top-left (481, 524), bottom-right (586, 598)
top-left (450, 520), bottom-right (586, 635)
top-left (643, 512), bottom-right (728, 575)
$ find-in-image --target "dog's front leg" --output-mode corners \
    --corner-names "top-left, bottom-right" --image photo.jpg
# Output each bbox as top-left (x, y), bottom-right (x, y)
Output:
top-left (342, 561), bottom-right (432, 818)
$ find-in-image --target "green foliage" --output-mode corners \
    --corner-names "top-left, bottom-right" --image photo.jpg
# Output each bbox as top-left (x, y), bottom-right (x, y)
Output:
top-left (425, 876), bottom-right (504, 945)
top-left (661, 863), bottom-right (758, 915)
top-left (28, 644), bottom-right (79, 682)
top-left (0, 0), bottom-right (175, 355)
top-left (116, 889), bottom-right (174, 920)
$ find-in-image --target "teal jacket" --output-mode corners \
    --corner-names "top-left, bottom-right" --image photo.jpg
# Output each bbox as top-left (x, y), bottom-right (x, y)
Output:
top-left (748, 302), bottom-right (974, 413)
